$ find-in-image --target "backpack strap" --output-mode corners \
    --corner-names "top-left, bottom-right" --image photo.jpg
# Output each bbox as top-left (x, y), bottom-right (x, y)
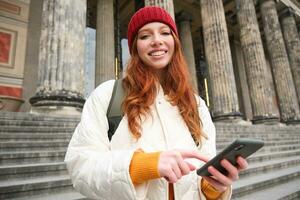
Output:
top-left (107, 79), bottom-right (124, 141)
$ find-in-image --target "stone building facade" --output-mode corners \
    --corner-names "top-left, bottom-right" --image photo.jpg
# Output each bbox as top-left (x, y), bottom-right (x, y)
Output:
top-left (0, 0), bottom-right (300, 124)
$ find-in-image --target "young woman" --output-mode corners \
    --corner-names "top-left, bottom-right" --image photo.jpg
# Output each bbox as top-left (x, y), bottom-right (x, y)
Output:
top-left (65, 6), bottom-right (248, 200)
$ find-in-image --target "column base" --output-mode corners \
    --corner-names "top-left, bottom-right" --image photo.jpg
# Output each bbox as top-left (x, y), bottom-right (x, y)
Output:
top-left (29, 90), bottom-right (85, 108)
top-left (212, 112), bottom-right (243, 122)
top-left (214, 119), bottom-right (252, 126)
top-left (252, 116), bottom-right (280, 125)
top-left (30, 105), bottom-right (82, 116)
top-left (29, 90), bottom-right (85, 116)
top-left (285, 118), bottom-right (300, 125)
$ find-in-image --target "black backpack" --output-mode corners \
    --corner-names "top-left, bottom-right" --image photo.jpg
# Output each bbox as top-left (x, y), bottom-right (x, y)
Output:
top-left (106, 79), bottom-right (124, 141)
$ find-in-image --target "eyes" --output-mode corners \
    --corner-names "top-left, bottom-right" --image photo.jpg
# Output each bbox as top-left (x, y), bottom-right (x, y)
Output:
top-left (138, 31), bottom-right (171, 40)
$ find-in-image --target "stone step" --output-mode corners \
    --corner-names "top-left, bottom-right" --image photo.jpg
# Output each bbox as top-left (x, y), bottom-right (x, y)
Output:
top-left (0, 141), bottom-right (69, 151)
top-left (215, 124), bottom-right (300, 131)
top-left (1, 132), bottom-right (295, 142)
top-left (216, 128), bottom-right (300, 134)
top-left (1, 143), bottom-right (298, 165)
top-left (0, 119), bottom-right (78, 127)
top-left (216, 127), bottom-right (300, 133)
top-left (0, 150), bottom-right (65, 165)
top-left (216, 138), bottom-right (300, 145)
top-left (12, 189), bottom-right (89, 200)
top-left (0, 111), bottom-right (79, 122)
top-left (0, 133), bottom-right (72, 141)
top-left (232, 165), bottom-right (300, 198)
top-left (3, 139), bottom-right (298, 153)
top-left (278, 191), bottom-right (300, 200)
top-left (216, 137), bottom-right (300, 144)
top-left (0, 126), bottom-right (76, 133)
top-left (233, 176), bottom-right (300, 200)
top-left (0, 162), bottom-right (67, 180)
top-left (240, 155), bottom-right (300, 178)
top-left (217, 132), bottom-right (300, 136)
top-left (247, 149), bottom-right (300, 163)
top-left (216, 134), bottom-right (300, 140)
top-left (217, 127), bottom-right (300, 133)
top-left (0, 174), bottom-right (72, 199)
top-left (217, 139), bottom-right (300, 149)
top-left (233, 178), bottom-right (300, 200)
top-left (217, 142), bottom-right (300, 153)
top-left (217, 143), bottom-right (300, 155)
top-left (258, 144), bottom-right (300, 153)
top-left (215, 123), bottom-right (300, 129)
top-left (12, 189), bottom-right (90, 200)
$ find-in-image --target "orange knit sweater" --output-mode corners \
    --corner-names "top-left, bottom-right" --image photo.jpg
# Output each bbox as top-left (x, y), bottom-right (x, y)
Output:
top-left (129, 151), bottom-right (222, 200)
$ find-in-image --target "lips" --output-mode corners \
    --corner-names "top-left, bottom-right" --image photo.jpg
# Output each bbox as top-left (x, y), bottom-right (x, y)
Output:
top-left (148, 49), bottom-right (168, 57)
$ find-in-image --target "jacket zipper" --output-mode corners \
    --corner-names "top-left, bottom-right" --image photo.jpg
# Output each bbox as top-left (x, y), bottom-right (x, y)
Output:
top-left (155, 100), bottom-right (169, 150)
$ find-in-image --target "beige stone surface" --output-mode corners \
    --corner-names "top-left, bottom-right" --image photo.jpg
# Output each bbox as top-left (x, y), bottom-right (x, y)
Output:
top-left (281, 13), bottom-right (300, 106)
top-left (0, 0), bottom-right (29, 22)
top-left (95, 0), bottom-right (115, 86)
top-left (236, 0), bottom-right (279, 123)
top-left (260, 0), bottom-right (300, 122)
top-left (200, 0), bottom-right (241, 120)
top-left (145, 0), bottom-right (175, 19)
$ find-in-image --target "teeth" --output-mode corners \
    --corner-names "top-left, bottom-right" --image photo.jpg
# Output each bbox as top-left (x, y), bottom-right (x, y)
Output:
top-left (150, 50), bottom-right (166, 56)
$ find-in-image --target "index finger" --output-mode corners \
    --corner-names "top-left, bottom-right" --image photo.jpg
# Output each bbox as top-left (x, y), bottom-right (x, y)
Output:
top-left (179, 150), bottom-right (209, 162)
top-left (236, 156), bottom-right (248, 170)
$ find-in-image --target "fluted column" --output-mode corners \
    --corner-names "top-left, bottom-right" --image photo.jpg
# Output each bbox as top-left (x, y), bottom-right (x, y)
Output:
top-left (144, 0), bottom-right (174, 19)
top-left (200, 0), bottom-right (241, 120)
top-left (260, 0), bottom-right (300, 123)
top-left (96, 0), bottom-right (115, 86)
top-left (280, 9), bottom-right (300, 106)
top-left (176, 11), bottom-right (198, 91)
top-left (30, 0), bottom-right (86, 115)
top-left (235, 0), bottom-right (279, 123)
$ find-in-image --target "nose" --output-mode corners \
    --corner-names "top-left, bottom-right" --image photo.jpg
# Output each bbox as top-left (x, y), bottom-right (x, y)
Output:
top-left (150, 34), bottom-right (163, 46)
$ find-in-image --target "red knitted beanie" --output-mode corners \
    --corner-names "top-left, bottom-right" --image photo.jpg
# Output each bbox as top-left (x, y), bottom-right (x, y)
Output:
top-left (127, 6), bottom-right (178, 53)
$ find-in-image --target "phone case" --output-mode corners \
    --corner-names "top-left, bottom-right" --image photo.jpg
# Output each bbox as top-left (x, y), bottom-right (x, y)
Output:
top-left (197, 138), bottom-right (264, 176)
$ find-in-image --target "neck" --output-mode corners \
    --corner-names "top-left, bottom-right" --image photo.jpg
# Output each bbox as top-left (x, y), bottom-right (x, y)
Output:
top-left (153, 68), bottom-right (167, 85)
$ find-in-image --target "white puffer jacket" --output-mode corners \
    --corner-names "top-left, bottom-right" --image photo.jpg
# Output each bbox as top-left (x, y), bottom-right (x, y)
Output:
top-left (65, 80), bottom-right (231, 200)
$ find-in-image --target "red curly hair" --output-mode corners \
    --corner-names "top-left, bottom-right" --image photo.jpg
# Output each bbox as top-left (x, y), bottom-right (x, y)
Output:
top-left (122, 32), bottom-right (206, 144)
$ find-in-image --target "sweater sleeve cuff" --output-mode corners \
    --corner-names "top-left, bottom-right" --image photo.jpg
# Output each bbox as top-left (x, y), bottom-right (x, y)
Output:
top-left (129, 151), bottom-right (161, 185)
top-left (201, 178), bottom-right (223, 200)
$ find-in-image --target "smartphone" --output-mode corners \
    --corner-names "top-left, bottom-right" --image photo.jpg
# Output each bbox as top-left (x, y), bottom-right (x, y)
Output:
top-left (197, 138), bottom-right (264, 176)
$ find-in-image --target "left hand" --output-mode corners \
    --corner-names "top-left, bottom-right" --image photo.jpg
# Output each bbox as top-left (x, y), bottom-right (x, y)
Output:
top-left (202, 156), bottom-right (248, 192)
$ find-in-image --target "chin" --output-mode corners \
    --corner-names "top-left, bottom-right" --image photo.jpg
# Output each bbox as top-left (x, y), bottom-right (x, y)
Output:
top-left (149, 62), bottom-right (169, 69)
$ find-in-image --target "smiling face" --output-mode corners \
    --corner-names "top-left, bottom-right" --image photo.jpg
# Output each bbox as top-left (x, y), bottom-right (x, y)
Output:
top-left (136, 22), bottom-right (175, 74)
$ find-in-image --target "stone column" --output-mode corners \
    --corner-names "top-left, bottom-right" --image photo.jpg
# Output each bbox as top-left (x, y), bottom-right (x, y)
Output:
top-left (144, 0), bottom-right (175, 19)
top-left (280, 9), bottom-right (300, 106)
top-left (200, 0), bottom-right (242, 120)
top-left (22, 0), bottom-right (43, 112)
top-left (176, 11), bottom-right (198, 91)
top-left (29, 0), bottom-right (86, 115)
top-left (235, 0), bottom-right (279, 123)
top-left (115, 0), bottom-right (122, 78)
top-left (96, 0), bottom-right (115, 86)
top-left (260, 0), bottom-right (300, 123)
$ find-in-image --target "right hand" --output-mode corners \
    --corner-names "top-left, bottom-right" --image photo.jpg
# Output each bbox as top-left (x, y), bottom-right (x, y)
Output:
top-left (158, 150), bottom-right (209, 183)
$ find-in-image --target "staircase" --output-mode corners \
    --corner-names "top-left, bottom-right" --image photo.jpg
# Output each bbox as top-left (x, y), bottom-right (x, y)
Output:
top-left (0, 112), bottom-right (300, 199)
top-left (215, 123), bottom-right (300, 200)
top-left (0, 112), bottom-right (86, 200)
